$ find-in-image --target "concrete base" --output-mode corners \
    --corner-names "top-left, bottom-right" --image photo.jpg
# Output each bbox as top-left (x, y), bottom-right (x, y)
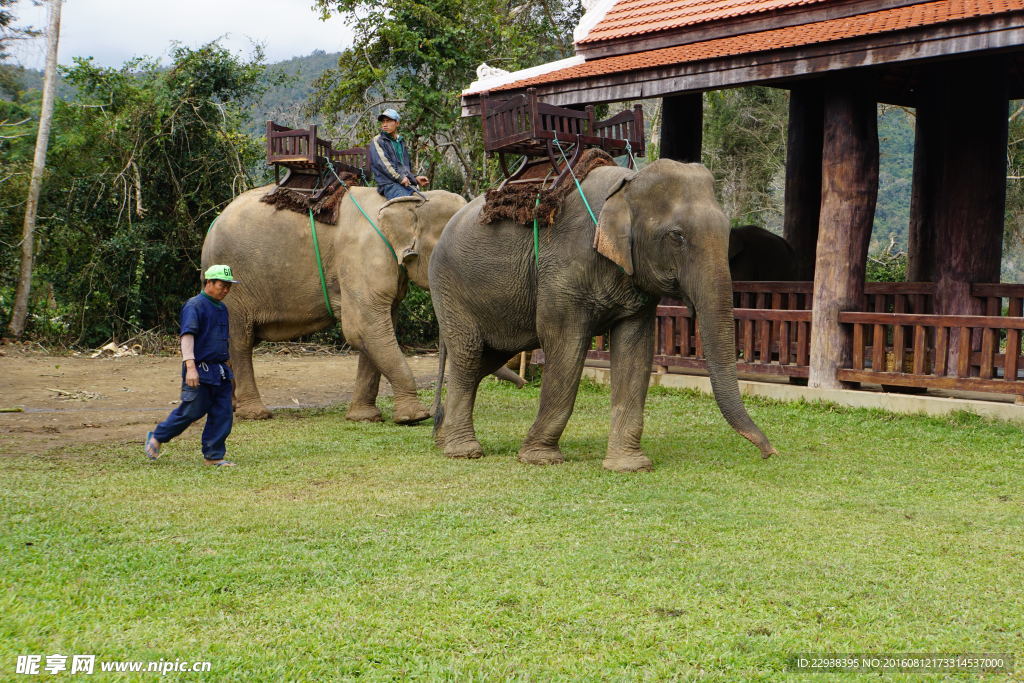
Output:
top-left (582, 366), bottom-right (1024, 425)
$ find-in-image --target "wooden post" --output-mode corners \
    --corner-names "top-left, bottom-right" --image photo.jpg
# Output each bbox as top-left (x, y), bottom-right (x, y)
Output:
top-left (809, 80), bottom-right (879, 390)
top-left (659, 93), bottom-right (703, 162)
top-left (930, 58), bottom-right (1008, 317)
top-left (783, 85), bottom-right (824, 280)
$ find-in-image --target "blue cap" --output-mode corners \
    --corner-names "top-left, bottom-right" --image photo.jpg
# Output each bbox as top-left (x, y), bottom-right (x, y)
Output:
top-left (377, 108), bottom-right (401, 122)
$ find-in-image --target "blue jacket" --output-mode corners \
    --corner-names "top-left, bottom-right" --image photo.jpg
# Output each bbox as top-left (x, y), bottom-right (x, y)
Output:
top-left (370, 132), bottom-right (417, 199)
top-left (179, 292), bottom-right (232, 385)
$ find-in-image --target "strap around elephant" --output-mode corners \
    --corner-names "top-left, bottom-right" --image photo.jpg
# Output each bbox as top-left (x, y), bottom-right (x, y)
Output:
top-left (308, 209), bottom-right (336, 320)
top-left (532, 194), bottom-right (540, 269)
top-left (552, 132), bottom-right (599, 227)
top-left (326, 160), bottom-right (400, 265)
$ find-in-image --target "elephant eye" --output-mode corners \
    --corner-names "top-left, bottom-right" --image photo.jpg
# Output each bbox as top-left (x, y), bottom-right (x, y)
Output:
top-left (668, 228), bottom-right (687, 245)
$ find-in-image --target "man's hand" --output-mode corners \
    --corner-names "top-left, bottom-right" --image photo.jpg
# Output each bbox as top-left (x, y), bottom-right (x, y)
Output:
top-left (185, 360), bottom-right (200, 388)
top-left (400, 177), bottom-right (412, 187)
top-left (416, 175), bottom-right (429, 186)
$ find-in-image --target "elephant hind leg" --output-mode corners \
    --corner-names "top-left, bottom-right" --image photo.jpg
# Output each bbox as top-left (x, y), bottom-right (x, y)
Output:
top-left (345, 352), bottom-right (383, 422)
top-left (231, 314), bottom-right (272, 420)
top-left (438, 336), bottom-right (503, 459)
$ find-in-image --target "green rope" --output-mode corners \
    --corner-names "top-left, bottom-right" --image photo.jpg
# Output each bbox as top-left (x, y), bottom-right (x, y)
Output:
top-left (532, 194), bottom-right (541, 269)
top-left (552, 132), bottom-right (599, 226)
top-left (206, 216), bottom-right (218, 234)
top-left (326, 160), bottom-right (400, 265)
top-left (308, 210), bottom-right (335, 319)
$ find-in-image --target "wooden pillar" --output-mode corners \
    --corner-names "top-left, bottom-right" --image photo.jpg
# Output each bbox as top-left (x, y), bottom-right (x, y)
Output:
top-left (809, 80), bottom-right (879, 389)
top-left (659, 93), bottom-right (703, 162)
top-left (783, 86), bottom-right (824, 280)
top-left (929, 58), bottom-right (1008, 317)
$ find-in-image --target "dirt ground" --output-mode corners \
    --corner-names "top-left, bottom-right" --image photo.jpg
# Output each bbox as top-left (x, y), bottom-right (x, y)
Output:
top-left (0, 345), bottom-right (441, 456)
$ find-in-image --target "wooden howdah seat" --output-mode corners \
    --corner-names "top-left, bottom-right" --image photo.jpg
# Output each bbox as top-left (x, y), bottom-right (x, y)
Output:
top-left (265, 121), bottom-right (371, 203)
top-left (480, 88), bottom-right (645, 190)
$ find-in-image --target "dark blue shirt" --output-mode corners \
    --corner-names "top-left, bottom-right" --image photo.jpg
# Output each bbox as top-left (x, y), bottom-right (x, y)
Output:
top-left (179, 292), bottom-right (231, 385)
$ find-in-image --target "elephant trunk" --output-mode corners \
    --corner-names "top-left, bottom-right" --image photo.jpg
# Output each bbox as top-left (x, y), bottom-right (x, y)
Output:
top-left (688, 271), bottom-right (777, 458)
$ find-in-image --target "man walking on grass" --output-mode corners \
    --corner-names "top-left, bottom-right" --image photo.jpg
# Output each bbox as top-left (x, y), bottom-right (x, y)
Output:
top-left (145, 265), bottom-right (239, 467)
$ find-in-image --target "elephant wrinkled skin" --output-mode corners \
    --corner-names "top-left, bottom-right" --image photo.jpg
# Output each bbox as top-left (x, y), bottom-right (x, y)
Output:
top-left (430, 159), bottom-right (776, 472)
top-left (202, 184), bottom-right (466, 422)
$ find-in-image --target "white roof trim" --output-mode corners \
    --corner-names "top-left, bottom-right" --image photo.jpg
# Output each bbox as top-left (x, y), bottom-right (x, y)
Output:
top-left (574, 0), bottom-right (619, 43)
top-left (462, 55), bottom-right (585, 95)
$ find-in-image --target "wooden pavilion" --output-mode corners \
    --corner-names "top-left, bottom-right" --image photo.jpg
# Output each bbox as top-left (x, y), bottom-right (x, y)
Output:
top-left (461, 0), bottom-right (1024, 401)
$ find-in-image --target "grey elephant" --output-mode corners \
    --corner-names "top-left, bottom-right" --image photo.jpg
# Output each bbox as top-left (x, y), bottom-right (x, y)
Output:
top-left (729, 224), bottom-right (799, 281)
top-left (430, 159), bottom-right (776, 472)
top-left (202, 184), bottom-right (470, 423)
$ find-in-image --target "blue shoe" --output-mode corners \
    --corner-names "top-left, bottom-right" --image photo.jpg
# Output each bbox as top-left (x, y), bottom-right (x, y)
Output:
top-left (144, 431), bottom-right (161, 460)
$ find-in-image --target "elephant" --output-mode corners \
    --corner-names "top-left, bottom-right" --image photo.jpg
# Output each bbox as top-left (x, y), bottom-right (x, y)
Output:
top-left (728, 224), bottom-right (799, 281)
top-left (429, 158), bottom-right (777, 472)
top-left (202, 184), bottom-right (475, 423)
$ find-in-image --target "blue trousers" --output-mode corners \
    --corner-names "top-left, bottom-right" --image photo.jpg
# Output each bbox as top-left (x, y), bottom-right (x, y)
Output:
top-left (377, 181), bottom-right (417, 201)
top-left (153, 381), bottom-right (233, 459)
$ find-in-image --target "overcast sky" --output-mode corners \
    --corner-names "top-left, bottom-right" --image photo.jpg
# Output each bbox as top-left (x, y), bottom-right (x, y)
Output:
top-left (10, 0), bottom-right (354, 69)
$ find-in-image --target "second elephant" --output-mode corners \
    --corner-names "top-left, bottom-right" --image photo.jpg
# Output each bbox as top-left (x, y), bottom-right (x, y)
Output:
top-left (430, 159), bottom-right (776, 472)
top-left (728, 224), bottom-right (799, 281)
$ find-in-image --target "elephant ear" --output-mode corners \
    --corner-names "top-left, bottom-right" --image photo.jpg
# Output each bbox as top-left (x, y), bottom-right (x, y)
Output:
top-left (593, 172), bottom-right (637, 275)
top-left (378, 195), bottom-right (425, 266)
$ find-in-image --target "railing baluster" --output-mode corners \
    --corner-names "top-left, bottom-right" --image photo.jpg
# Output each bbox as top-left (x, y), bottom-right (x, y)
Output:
top-left (852, 323), bottom-right (865, 370)
top-left (935, 325), bottom-right (949, 376)
top-left (980, 327), bottom-right (996, 379)
top-left (957, 327), bottom-right (972, 377)
top-left (913, 325), bottom-right (927, 375)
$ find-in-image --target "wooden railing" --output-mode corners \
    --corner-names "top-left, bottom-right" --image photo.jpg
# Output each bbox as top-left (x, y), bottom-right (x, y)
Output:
top-left (581, 281), bottom-right (1024, 397)
top-left (840, 312), bottom-right (1024, 394)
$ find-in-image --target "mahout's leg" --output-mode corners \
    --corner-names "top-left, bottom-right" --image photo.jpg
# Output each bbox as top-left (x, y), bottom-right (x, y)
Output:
top-left (604, 313), bottom-right (656, 472)
top-left (517, 332), bottom-right (590, 465)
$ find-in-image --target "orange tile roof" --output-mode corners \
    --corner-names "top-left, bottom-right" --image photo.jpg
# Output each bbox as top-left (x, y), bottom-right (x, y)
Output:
top-left (484, 0), bottom-right (1023, 93)
top-left (580, 0), bottom-right (831, 44)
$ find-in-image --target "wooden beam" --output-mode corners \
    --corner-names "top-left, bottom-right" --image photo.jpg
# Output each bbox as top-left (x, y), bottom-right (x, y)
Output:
top-left (809, 79), bottom-right (879, 390)
top-left (659, 93), bottom-right (702, 162)
top-left (907, 70), bottom-right (940, 282)
top-left (461, 17), bottom-right (1024, 115)
top-left (783, 85), bottom-right (823, 280)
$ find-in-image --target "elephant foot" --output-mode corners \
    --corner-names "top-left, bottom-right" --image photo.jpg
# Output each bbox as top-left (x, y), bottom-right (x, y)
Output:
top-left (445, 440), bottom-right (484, 459)
top-left (602, 451), bottom-right (653, 473)
top-left (518, 446), bottom-right (564, 466)
top-left (346, 404), bottom-right (382, 423)
top-left (392, 401), bottom-right (431, 425)
top-left (235, 403), bottom-right (273, 420)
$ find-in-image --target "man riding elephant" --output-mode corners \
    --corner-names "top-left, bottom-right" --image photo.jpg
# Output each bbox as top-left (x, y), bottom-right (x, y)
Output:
top-left (370, 108), bottom-right (430, 201)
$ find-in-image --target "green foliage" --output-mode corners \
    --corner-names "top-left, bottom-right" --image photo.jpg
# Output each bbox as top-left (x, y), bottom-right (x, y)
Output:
top-left (0, 43), bottom-right (270, 344)
top-left (395, 282), bottom-right (438, 349)
top-left (866, 240), bottom-right (908, 282)
top-left (702, 87), bottom-right (788, 230)
top-left (3, 381), bottom-right (1024, 676)
top-left (310, 0), bottom-right (582, 196)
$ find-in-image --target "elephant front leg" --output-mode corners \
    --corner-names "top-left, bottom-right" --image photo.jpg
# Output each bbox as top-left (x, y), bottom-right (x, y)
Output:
top-left (344, 301), bottom-right (430, 425)
top-left (518, 335), bottom-right (590, 465)
top-left (345, 352), bottom-right (383, 422)
top-left (604, 314), bottom-right (656, 472)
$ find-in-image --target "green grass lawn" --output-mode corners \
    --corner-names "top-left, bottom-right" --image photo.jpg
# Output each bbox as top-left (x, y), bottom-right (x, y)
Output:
top-left (2, 379), bottom-right (1023, 679)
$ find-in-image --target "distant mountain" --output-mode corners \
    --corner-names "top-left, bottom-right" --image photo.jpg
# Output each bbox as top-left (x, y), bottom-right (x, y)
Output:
top-left (247, 49), bottom-right (341, 135)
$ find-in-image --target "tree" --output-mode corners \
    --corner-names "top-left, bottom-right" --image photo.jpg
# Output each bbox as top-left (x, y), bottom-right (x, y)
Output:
top-left (702, 86), bottom-right (789, 231)
top-left (309, 0), bottom-right (582, 196)
top-left (0, 42), bottom-right (270, 344)
top-left (7, 0), bottom-right (60, 338)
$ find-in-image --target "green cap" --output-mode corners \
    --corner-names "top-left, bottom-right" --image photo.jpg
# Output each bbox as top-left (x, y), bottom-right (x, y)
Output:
top-left (204, 264), bottom-right (239, 283)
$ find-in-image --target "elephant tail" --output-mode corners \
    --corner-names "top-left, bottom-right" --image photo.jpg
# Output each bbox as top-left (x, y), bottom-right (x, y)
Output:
top-left (432, 340), bottom-right (446, 435)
